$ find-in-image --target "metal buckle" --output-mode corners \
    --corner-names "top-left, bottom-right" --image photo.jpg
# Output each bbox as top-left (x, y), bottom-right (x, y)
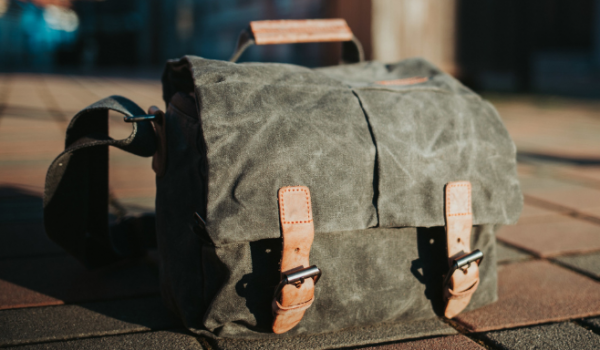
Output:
top-left (273, 265), bottom-right (322, 300)
top-left (124, 115), bottom-right (156, 123)
top-left (442, 249), bottom-right (484, 288)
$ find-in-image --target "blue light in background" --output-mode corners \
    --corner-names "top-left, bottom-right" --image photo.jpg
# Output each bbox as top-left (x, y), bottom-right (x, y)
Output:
top-left (0, 0), bottom-right (79, 70)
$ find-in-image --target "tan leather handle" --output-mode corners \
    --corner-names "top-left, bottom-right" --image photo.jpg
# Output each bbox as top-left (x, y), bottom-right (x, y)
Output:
top-left (250, 19), bottom-right (353, 45)
top-left (230, 19), bottom-right (364, 64)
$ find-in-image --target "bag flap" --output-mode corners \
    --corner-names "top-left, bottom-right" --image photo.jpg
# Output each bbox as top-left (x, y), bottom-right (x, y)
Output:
top-left (162, 56), bottom-right (521, 245)
top-left (318, 59), bottom-right (522, 229)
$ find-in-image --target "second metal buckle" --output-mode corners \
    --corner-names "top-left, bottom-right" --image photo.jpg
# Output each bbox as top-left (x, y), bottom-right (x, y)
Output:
top-left (273, 265), bottom-right (322, 300)
top-left (442, 249), bottom-right (484, 288)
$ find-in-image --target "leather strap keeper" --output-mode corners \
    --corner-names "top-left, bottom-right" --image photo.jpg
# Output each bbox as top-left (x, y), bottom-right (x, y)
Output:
top-left (272, 186), bottom-right (316, 334)
top-left (443, 181), bottom-right (480, 318)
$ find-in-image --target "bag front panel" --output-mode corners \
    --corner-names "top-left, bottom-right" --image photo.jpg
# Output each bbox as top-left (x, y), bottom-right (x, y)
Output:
top-left (197, 225), bottom-right (497, 340)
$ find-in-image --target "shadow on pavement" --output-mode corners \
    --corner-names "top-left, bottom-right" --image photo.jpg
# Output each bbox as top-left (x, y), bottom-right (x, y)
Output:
top-left (0, 185), bottom-right (178, 334)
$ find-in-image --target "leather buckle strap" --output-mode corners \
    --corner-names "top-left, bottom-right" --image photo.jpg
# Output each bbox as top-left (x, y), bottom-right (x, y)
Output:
top-left (272, 186), bottom-right (318, 334)
top-left (443, 181), bottom-right (482, 318)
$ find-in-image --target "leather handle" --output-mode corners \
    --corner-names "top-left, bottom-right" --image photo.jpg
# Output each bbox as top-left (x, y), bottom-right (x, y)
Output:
top-left (250, 19), bottom-right (353, 45)
top-left (230, 19), bottom-right (364, 64)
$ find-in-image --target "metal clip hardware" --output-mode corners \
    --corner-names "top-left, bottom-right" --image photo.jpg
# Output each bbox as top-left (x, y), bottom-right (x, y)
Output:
top-left (123, 114), bottom-right (157, 123)
top-left (274, 265), bottom-right (321, 300)
top-left (442, 249), bottom-right (484, 288)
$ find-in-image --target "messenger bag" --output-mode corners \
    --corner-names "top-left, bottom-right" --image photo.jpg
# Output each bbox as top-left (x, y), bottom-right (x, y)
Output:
top-left (44, 19), bottom-right (522, 349)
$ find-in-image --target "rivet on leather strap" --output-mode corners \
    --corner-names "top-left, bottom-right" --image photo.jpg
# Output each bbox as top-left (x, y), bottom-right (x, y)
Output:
top-left (272, 186), bottom-right (317, 334)
top-left (443, 181), bottom-right (482, 318)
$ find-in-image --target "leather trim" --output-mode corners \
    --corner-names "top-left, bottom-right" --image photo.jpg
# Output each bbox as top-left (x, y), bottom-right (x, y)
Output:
top-left (250, 19), bottom-right (353, 45)
top-left (443, 181), bottom-right (480, 318)
top-left (272, 186), bottom-right (316, 334)
top-left (375, 77), bottom-right (429, 86)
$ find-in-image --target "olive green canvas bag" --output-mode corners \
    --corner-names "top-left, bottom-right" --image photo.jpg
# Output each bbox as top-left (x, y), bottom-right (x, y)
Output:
top-left (44, 19), bottom-right (522, 349)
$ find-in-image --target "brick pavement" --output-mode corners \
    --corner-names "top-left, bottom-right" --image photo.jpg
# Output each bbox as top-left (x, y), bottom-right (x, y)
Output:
top-left (1, 75), bottom-right (600, 349)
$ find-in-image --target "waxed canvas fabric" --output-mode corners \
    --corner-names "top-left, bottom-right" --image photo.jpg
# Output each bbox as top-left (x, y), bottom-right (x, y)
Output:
top-left (162, 56), bottom-right (521, 246)
top-left (156, 56), bottom-right (522, 347)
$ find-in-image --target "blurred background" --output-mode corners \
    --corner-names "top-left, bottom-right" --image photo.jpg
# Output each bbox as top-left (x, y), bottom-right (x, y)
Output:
top-left (4, 0), bottom-right (600, 217)
top-left (0, 0), bottom-right (599, 96)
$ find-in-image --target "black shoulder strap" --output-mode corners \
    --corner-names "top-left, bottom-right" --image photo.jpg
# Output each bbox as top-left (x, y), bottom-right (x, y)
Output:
top-left (44, 96), bottom-right (157, 269)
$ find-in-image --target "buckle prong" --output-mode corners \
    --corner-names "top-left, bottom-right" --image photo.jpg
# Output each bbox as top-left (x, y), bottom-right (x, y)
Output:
top-left (274, 265), bottom-right (321, 300)
top-left (443, 249), bottom-right (483, 288)
top-left (124, 114), bottom-right (157, 123)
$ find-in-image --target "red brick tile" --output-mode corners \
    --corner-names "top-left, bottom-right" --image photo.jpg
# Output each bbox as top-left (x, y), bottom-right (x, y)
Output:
top-left (497, 242), bottom-right (532, 264)
top-left (558, 166), bottom-right (600, 185)
top-left (497, 217), bottom-right (600, 257)
top-left (517, 163), bottom-right (536, 177)
top-left (360, 335), bottom-right (484, 350)
top-left (1, 166), bottom-right (49, 192)
top-left (518, 177), bottom-right (577, 194)
top-left (518, 203), bottom-right (566, 224)
top-left (526, 187), bottom-right (600, 212)
top-left (454, 260), bottom-right (600, 332)
top-left (578, 207), bottom-right (600, 221)
top-left (0, 255), bottom-right (159, 310)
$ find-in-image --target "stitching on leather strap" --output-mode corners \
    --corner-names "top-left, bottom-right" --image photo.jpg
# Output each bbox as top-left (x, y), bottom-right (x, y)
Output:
top-left (274, 297), bottom-right (314, 312)
top-left (280, 187), bottom-right (313, 224)
top-left (446, 182), bottom-right (471, 216)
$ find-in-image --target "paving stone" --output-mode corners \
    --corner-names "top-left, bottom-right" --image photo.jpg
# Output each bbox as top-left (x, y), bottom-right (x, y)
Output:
top-left (497, 217), bottom-right (600, 257)
top-left (496, 242), bottom-right (532, 264)
top-left (480, 322), bottom-right (600, 350)
top-left (555, 251), bottom-right (600, 279)
top-left (518, 176), bottom-right (579, 195)
top-left (0, 254), bottom-right (159, 310)
top-left (208, 318), bottom-right (456, 350)
top-left (0, 185), bottom-right (44, 223)
top-left (558, 166), bottom-right (600, 186)
top-left (578, 206), bottom-right (600, 222)
top-left (454, 260), bottom-right (600, 332)
top-left (526, 187), bottom-right (600, 212)
top-left (357, 335), bottom-right (484, 349)
top-left (0, 297), bottom-right (181, 346)
top-left (11, 330), bottom-right (204, 350)
top-left (498, 97), bottom-right (600, 161)
top-left (580, 316), bottom-right (600, 331)
top-left (517, 203), bottom-right (566, 224)
top-left (0, 221), bottom-right (63, 258)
